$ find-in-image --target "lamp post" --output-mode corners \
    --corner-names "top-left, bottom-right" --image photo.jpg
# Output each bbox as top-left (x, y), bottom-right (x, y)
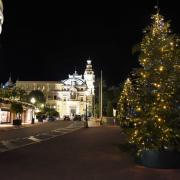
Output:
top-left (0, 0), bottom-right (4, 35)
top-left (85, 92), bottom-right (88, 128)
top-left (100, 70), bottom-right (103, 125)
top-left (30, 97), bottom-right (36, 124)
top-left (85, 95), bottom-right (88, 128)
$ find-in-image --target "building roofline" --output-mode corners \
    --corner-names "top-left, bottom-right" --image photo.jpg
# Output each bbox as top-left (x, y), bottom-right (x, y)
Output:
top-left (16, 81), bottom-right (62, 84)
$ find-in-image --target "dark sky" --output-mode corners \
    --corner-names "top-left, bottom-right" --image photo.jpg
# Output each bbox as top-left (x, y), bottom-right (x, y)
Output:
top-left (1, 0), bottom-right (180, 86)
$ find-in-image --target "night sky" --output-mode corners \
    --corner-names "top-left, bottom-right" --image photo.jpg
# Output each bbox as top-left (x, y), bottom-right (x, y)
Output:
top-left (1, 1), bottom-right (180, 86)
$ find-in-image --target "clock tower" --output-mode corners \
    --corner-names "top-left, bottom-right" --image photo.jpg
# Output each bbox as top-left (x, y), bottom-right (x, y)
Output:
top-left (84, 58), bottom-right (95, 95)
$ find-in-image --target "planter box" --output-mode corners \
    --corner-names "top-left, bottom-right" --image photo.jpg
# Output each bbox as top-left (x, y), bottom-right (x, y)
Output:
top-left (88, 120), bottom-right (100, 127)
top-left (13, 119), bottom-right (22, 126)
top-left (137, 150), bottom-right (180, 169)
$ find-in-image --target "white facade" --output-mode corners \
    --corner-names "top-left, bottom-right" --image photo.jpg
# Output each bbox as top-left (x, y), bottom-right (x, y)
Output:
top-left (84, 60), bottom-right (95, 95)
top-left (16, 60), bottom-right (95, 119)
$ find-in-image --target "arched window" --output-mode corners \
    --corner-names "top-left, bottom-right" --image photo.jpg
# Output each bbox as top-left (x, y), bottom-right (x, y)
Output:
top-left (70, 91), bottom-right (76, 99)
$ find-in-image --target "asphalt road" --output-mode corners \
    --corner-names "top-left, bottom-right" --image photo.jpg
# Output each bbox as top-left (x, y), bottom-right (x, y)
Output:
top-left (0, 120), bottom-right (73, 141)
top-left (0, 125), bottom-right (180, 180)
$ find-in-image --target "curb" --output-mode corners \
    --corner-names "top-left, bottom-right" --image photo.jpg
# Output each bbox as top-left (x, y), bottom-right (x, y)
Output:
top-left (0, 122), bottom-right (45, 132)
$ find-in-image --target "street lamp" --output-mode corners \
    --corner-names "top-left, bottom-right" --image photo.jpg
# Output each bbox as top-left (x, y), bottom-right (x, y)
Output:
top-left (0, 0), bottom-right (4, 35)
top-left (41, 103), bottom-right (44, 108)
top-left (31, 97), bottom-right (36, 104)
top-left (30, 97), bottom-right (36, 124)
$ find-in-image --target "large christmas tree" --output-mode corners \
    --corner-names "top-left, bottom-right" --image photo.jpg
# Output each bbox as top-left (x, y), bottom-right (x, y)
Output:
top-left (119, 9), bottom-right (180, 153)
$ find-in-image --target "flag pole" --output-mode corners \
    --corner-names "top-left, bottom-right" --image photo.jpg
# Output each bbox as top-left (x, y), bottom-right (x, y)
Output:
top-left (100, 70), bottom-right (103, 124)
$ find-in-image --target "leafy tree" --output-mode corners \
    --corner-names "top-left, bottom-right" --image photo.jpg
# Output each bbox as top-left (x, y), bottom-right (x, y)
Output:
top-left (107, 86), bottom-right (121, 108)
top-left (106, 101), bottom-right (113, 117)
top-left (95, 76), bottom-right (121, 117)
top-left (94, 77), bottom-right (107, 117)
top-left (46, 108), bottom-right (59, 117)
top-left (11, 88), bottom-right (28, 101)
top-left (38, 106), bottom-right (59, 117)
top-left (28, 90), bottom-right (46, 107)
top-left (95, 103), bottom-right (100, 118)
top-left (0, 87), bottom-right (28, 102)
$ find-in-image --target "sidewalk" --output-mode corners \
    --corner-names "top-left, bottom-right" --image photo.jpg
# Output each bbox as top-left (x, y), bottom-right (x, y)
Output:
top-left (0, 121), bottom-right (47, 132)
top-left (55, 126), bottom-right (180, 180)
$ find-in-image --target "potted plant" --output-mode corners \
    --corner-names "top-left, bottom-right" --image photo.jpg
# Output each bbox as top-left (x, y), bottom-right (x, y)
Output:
top-left (11, 102), bottom-right (23, 126)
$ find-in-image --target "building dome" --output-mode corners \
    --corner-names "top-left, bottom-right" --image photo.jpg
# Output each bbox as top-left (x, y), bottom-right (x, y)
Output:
top-left (4, 76), bottom-right (14, 88)
top-left (62, 71), bottom-right (86, 86)
top-left (62, 77), bottom-right (86, 86)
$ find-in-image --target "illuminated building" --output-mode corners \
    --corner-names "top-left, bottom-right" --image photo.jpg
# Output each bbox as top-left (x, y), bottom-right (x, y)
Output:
top-left (16, 59), bottom-right (95, 119)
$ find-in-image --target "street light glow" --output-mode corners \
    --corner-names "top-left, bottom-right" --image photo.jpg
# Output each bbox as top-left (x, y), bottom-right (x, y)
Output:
top-left (30, 97), bottom-right (36, 104)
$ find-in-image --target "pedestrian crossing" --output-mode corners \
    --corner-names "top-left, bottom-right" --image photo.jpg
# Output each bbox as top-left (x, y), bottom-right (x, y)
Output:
top-left (0, 121), bottom-right (84, 153)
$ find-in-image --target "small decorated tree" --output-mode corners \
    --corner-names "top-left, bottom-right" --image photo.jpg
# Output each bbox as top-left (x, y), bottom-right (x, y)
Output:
top-left (117, 78), bottom-right (139, 129)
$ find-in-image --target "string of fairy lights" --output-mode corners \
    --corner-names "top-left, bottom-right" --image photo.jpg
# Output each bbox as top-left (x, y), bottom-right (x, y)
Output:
top-left (118, 9), bottom-right (180, 152)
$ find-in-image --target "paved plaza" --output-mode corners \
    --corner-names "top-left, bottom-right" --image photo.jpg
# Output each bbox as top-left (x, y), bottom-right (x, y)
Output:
top-left (0, 124), bottom-right (179, 179)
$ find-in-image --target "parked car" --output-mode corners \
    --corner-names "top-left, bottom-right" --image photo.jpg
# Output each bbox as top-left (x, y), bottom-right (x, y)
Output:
top-left (37, 115), bottom-right (46, 122)
top-left (73, 115), bottom-right (82, 121)
top-left (64, 115), bottom-right (70, 121)
top-left (47, 116), bottom-right (56, 121)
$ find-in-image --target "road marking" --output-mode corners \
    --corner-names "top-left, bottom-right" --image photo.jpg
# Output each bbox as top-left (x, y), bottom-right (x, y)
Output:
top-left (28, 136), bottom-right (41, 142)
top-left (35, 133), bottom-right (56, 141)
top-left (52, 129), bottom-right (65, 133)
top-left (0, 143), bottom-right (9, 152)
top-left (0, 122), bottom-right (84, 153)
top-left (1, 140), bottom-right (17, 150)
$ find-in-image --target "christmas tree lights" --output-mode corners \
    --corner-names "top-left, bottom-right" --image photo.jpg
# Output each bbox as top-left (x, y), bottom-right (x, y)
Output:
top-left (118, 9), bottom-right (180, 152)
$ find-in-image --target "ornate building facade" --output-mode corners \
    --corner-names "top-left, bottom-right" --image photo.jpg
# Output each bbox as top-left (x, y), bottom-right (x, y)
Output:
top-left (16, 60), bottom-right (95, 119)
